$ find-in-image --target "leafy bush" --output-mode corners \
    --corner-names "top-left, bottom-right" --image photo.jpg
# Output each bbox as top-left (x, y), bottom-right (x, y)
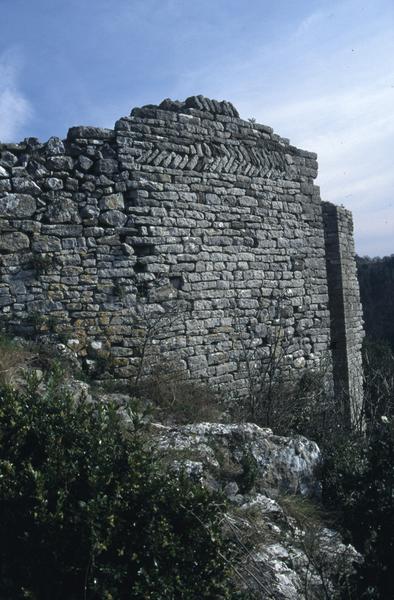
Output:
top-left (363, 338), bottom-right (394, 425)
top-left (237, 451), bottom-right (259, 495)
top-left (0, 366), bottom-right (236, 599)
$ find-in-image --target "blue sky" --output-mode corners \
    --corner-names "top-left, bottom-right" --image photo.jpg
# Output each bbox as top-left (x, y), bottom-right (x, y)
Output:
top-left (1, 0), bottom-right (393, 256)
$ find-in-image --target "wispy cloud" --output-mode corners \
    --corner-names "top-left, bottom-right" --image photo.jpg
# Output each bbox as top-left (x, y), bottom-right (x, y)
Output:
top-left (294, 9), bottom-right (334, 38)
top-left (0, 49), bottom-right (32, 142)
top-left (225, 12), bottom-right (394, 257)
top-left (264, 78), bottom-right (394, 256)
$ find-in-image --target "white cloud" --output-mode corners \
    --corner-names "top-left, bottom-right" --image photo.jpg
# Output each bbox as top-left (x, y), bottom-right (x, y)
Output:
top-left (0, 50), bottom-right (32, 142)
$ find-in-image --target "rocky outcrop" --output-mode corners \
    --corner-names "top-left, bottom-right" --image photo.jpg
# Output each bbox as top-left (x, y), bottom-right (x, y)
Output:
top-left (153, 421), bottom-right (360, 599)
top-left (0, 336), bottom-right (360, 600)
top-left (154, 422), bottom-right (321, 497)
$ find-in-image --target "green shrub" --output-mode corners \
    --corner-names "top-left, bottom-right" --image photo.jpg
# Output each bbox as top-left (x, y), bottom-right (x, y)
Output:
top-left (322, 423), bottom-right (394, 599)
top-left (0, 366), bottom-right (236, 599)
top-left (237, 451), bottom-right (259, 495)
top-left (363, 338), bottom-right (394, 425)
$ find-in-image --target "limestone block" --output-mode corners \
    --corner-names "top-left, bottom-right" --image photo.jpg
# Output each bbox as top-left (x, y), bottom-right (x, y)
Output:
top-left (45, 177), bottom-right (64, 191)
top-left (67, 126), bottom-right (115, 141)
top-left (78, 156), bottom-right (93, 171)
top-left (99, 210), bottom-right (127, 227)
top-left (0, 151), bottom-right (18, 167)
top-left (12, 178), bottom-right (41, 195)
top-left (0, 232), bottom-right (30, 252)
top-left (32, 236), bottom-right (62, 253)
top-left (0, 194), bottom-right (36, 218)
top-left (95, 159), bottom-right (118, 175)
top-left (0, 179), bottom-right (11, 192)
top-left (47, 156), bottom-right (73, 171)
top-left (99, 193), bottom-right (124, 211)
top-left (46, 137), bottom-right (65, 155)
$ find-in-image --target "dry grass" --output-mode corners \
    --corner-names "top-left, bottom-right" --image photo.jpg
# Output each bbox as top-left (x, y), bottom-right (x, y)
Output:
top-left (133, 362), bottom-right (224, 424)
top-left (0, 335), bottom-right (37, 386)
top-left (277, 493), bottom-right (330, 530)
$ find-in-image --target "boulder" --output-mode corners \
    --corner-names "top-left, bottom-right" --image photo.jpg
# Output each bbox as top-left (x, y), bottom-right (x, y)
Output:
top-left (155, 422), bottom-right (321, 496)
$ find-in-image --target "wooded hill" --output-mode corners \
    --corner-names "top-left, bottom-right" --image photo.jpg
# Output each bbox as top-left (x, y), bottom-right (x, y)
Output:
top-left (356, 255), bottom-right (394, 350)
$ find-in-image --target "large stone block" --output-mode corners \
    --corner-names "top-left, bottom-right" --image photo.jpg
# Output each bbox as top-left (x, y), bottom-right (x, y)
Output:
top-left (0, 232), bottom-right (30, 252)
top-left (0, 194), bottom-right (36, 218)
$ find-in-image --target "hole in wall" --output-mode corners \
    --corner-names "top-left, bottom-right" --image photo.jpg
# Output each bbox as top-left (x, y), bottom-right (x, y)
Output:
top-left (169, 276), bottom-right (184, 290)
top-left (124, 191), bottom-right (139, 207)
top-left (136, 281), bottom-right (149, 297)
top-left (133, 261), bottom-right (147, 273)
top-left (132, 243), bottom-right (155, 257)
top-left (101, 144), bottom-right (117, 159)
top-left (291, 257), bottom-right (305, 271)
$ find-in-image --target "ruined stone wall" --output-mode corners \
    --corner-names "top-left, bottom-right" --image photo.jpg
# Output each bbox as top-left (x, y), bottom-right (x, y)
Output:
top-left (0, 96), bottom-right (363, 421)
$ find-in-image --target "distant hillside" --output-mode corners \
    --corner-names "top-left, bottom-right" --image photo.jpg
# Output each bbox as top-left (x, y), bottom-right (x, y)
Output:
top-left (356, 255), bottom-right (394, 349)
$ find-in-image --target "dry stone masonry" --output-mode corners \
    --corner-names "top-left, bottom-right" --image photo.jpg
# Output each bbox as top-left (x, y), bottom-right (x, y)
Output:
top-left (322, 202), bottom-right (364, 425)
top-left (0, 96), bottom-right (364, 426)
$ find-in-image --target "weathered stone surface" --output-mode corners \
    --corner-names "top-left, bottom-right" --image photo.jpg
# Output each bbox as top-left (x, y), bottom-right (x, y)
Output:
top-left (32, 235), bottom-right (62, 252)
top-left (99, 209), bottom-right (127, 227)
top-left (156, 422), bottom-right (321, 496)
top-left (45, 198), bottom-right (80, 223)
top-left (99, 193), bottom-right (124, 211)
top-left (67, 126), bottom-right (115, 141)
top-left (95, 158), bottom-right (118, 175)
top-left (46, 137), bottom-right (65, 155)
top-left (0, 179), bottom-right (11, 192)
top-left (151, 418), bottom-right (360, 599)
top-left (12, 178), bottom-right (41, 194)
top-left (45, 177), bottom-right (63, 190)
top-left (0, 232), bottom-right (30, 252)
top-left (47, 155), bottom-right (73, 171)
top-left (80, 205), bottom-right (99, 221)
top-left (0, 151), bottom-right (18, 167)
top-left (0, 194), bottom-right (36, 217)
top-left (78, 156), bottom-right (93, 171)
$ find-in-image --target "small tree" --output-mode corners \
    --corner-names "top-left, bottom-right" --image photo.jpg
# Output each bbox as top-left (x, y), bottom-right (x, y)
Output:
top-left (234, 291), bottom-right (292, 426)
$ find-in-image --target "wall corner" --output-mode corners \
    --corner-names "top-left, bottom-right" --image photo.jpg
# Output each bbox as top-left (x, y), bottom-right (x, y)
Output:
top-left (322, 202), bottom-right (364, 428)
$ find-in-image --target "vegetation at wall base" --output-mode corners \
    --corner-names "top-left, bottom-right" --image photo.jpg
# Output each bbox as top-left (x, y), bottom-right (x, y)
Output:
top-left (322, 424), bottom-right (394, 599)
top-left (2, 330), bottom-right (394, 598)
top-left (320, 337), bottom-right (394, 600)
top-left (0, 365), bottom-right (237, 600)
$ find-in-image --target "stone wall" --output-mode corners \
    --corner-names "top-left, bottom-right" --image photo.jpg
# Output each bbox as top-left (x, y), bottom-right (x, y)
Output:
top-left (0, 96), bottom-right (363, 423)
top-left (322, 203), bottom-right (364, 426)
